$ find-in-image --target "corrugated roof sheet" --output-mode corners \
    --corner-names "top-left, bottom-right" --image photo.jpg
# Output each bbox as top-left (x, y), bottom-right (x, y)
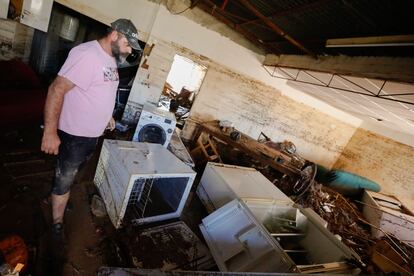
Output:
top-left (201, 0), bottom-right (414, 56)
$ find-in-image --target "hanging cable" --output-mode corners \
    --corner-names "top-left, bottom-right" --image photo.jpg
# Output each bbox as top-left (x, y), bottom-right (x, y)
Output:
top-left (166, 0), bottom-right (200, 15)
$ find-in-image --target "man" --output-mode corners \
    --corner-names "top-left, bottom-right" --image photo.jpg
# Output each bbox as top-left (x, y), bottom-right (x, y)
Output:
top-left (41, 19), bottom-right (141, 236)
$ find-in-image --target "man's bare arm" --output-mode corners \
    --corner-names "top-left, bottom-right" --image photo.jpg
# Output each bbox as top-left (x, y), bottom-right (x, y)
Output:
top-left (41, 76), bottom-right (75, 155)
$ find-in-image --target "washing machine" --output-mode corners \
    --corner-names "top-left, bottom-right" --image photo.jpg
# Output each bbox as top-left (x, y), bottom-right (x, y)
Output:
top-left (132, 104), bottom-right (176, 147)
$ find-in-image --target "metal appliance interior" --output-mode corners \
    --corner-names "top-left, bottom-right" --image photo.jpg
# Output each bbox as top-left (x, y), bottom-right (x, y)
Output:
top-left (94, 140), bottom-right (195, 228)
top-left (245, 200), bottom-right (360, 271)
top-left (200, 199), bottom-right (361, 273)
top-left (124, 176), bottom-right (190, 222)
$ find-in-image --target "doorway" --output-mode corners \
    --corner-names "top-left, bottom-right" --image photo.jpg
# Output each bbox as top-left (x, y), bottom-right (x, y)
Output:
top-left (158, 54), bottom-right (207, 127)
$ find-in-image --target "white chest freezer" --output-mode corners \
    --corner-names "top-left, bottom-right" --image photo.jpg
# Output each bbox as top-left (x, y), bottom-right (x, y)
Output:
top-left (197, 163), bottom-right (293, 213)
top-left (94, 140), bottom-right (196, 228)
top-left (200, 199), bottom-right (361, 273)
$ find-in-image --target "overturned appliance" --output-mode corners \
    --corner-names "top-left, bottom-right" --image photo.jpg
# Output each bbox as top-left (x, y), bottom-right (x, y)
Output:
top-left (197, 163), bottom-right (362, 273)
top-left (94, 140), bottom-right (196, 228)
top-left (132, 104), bottom-right (176, 147)
top-left (197, 162), bottom-right (292, 213)
top-left (200, 199), bottom-right (362, 273)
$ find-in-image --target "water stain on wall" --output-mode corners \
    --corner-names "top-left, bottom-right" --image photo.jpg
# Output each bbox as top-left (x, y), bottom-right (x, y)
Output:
top-left (190, 65), bottom-right (358, 167)
top-left (334, 128), bottom-right (414, 210)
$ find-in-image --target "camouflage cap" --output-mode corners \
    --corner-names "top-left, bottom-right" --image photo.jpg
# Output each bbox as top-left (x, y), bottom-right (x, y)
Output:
top-left (111, 18), bottom-right (142, 51)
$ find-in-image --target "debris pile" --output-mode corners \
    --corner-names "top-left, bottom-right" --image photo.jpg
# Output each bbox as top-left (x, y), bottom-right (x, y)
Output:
top-left (121, 222), bottom-right (213, 271)
top-left (297, 183), bottom-right (372, 260)
top-left (297, 182), bottom-right (414, 275)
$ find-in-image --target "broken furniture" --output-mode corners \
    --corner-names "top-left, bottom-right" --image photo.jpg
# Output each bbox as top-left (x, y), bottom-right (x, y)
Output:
top-left (197, 162), bottom-right (292, 213)
top-left (193, 121), bottom-right (316, 197)
top-left (371, 238), bottom-right (414, 275)
top-left (126, 221), bottom-right (214, 271)
top-left (190, 133), bottom-right (222, 164)
top-left (132, 104), bottom-right (176, 147)
top-left (362, 191), bottom-right (414, 247)
top-left (94, 140), bottom-right (196, 228)
top-left (197, 121), bottom-right (302, 174)
top-left (200, 199), bottom-right (361, 273)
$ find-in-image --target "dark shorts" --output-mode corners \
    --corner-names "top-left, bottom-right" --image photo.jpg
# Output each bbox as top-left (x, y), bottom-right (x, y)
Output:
top-left (52, 130), bottom-right (98, 195)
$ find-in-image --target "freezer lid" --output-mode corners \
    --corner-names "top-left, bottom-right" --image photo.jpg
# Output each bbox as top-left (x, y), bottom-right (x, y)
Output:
top-left (203, 163), bottom-right (292, 204)
top-left (104, 140), bottom-right (195, 175)
top-left (200, 199), bottom-right (294, 273)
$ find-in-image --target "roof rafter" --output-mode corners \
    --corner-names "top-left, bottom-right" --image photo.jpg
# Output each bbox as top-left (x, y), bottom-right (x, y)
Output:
top-left (236, 0), bottom-right (315, 56)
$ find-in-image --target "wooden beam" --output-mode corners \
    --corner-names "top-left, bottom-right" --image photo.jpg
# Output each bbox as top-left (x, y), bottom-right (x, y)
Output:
top-left (326, 35), bottom-right (414, 48)
top-left (263, 54), bottom-right (414, 84)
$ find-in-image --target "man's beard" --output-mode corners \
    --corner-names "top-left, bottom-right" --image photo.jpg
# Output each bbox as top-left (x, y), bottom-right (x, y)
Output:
top-left (111, 40), bottom-right (127, 63)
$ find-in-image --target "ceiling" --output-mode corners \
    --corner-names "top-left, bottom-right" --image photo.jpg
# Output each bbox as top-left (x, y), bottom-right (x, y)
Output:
top-left (196, 0), bottom-right (414, 135)
top-left (196, 0), bottom-right (414, 57)
top-left (282, 70), bottom-right (414, 134)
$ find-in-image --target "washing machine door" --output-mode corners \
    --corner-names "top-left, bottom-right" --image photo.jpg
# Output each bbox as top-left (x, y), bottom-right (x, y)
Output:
top-left (137, 124), bottom-right (167, 145)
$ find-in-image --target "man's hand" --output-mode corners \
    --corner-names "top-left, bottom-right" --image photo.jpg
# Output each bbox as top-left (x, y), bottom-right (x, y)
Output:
top-left (106, 117), bottom-right (116, 131)
top-left (41, 76), bottom-right (74, 155)
top-left (41, 132), bottom-right (61, 155)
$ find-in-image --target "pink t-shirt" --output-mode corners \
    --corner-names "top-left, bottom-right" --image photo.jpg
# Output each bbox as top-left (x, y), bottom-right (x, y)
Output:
top-left (58, 40), bottom-right (119, 137)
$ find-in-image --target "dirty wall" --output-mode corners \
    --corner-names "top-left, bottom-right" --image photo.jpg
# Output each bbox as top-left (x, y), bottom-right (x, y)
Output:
top-left (0, 19), bottom-right (33, 62)
top-left (334, 128), bottom-right (414, 210)
top-left (122, 34), bottom-right (357, 168)
top-left (188, 65), bottom-right (358, 168)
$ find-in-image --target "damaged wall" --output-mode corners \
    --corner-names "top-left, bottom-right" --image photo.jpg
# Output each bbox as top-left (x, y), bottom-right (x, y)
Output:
top-left (189, 66), bottom-right (357, 167)
top-left (334, 128), bottom-right (414, 211)
top-left (124, 36), bottom-right (356, 168)
top-left (123, 37), bottom-right (212, 123)
top-left (0, 19), bottom-right (34, 62)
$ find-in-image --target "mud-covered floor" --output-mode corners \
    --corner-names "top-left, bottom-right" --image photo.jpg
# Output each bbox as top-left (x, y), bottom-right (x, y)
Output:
top-left (0, 124), bottom-right (209, 276)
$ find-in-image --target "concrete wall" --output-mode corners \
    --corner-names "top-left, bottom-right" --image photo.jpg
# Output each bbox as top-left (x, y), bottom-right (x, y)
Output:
top-left (334, 128), bottom-right (414, 210)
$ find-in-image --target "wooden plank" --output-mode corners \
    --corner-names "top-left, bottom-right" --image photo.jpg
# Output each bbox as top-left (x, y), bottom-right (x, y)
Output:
top-left (372, 250), bottom-right (412, 275)
top-left (370, 191), bottom-right (402, 206)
